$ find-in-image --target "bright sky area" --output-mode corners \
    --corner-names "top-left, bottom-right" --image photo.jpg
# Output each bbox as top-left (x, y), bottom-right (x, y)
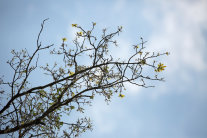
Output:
top-left (0, 0), bottom-right (207, 138)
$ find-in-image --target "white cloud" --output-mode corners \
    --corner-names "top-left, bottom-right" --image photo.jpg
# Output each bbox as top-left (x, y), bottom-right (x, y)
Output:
top-left (124, 82), bottom-right (142, 96)
top-left (143, 0), bottom-right (207, 73)
top-left (135, 0), bottom-right (207, 99)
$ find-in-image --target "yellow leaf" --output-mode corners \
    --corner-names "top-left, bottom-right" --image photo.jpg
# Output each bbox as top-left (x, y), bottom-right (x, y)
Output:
top-left (119, 93), bottom-right (125, 98)
top-left (155, 62), bottom-right (166, 72)
top-left (72, 24), bottom-right (77, 27)
top-left (69, 71), bottom-right (75, 76)
top-left (77, 32), bottom-right (83, 36)
top-left (166, 52), bottom-right (170, 56)
top-left (62, 37), bottom-right (67, 42)
top-left (71, 92), bottom-right (75, 97)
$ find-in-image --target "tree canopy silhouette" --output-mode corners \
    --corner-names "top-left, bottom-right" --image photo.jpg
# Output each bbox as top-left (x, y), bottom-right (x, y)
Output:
top-left (0, 19), bottom-right (168, 137)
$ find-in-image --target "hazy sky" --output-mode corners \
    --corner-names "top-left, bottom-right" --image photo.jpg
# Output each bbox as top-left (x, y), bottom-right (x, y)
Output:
top-left (0, 0), bottom-right (207, 138)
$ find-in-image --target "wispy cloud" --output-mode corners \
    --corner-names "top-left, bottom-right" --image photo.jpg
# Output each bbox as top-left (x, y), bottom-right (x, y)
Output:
top-left (143, 0), bottom-right (207, 73)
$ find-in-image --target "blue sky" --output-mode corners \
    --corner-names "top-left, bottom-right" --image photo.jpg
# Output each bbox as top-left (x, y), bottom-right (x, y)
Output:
top-left (0, 0), bottom-right (207, 138)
